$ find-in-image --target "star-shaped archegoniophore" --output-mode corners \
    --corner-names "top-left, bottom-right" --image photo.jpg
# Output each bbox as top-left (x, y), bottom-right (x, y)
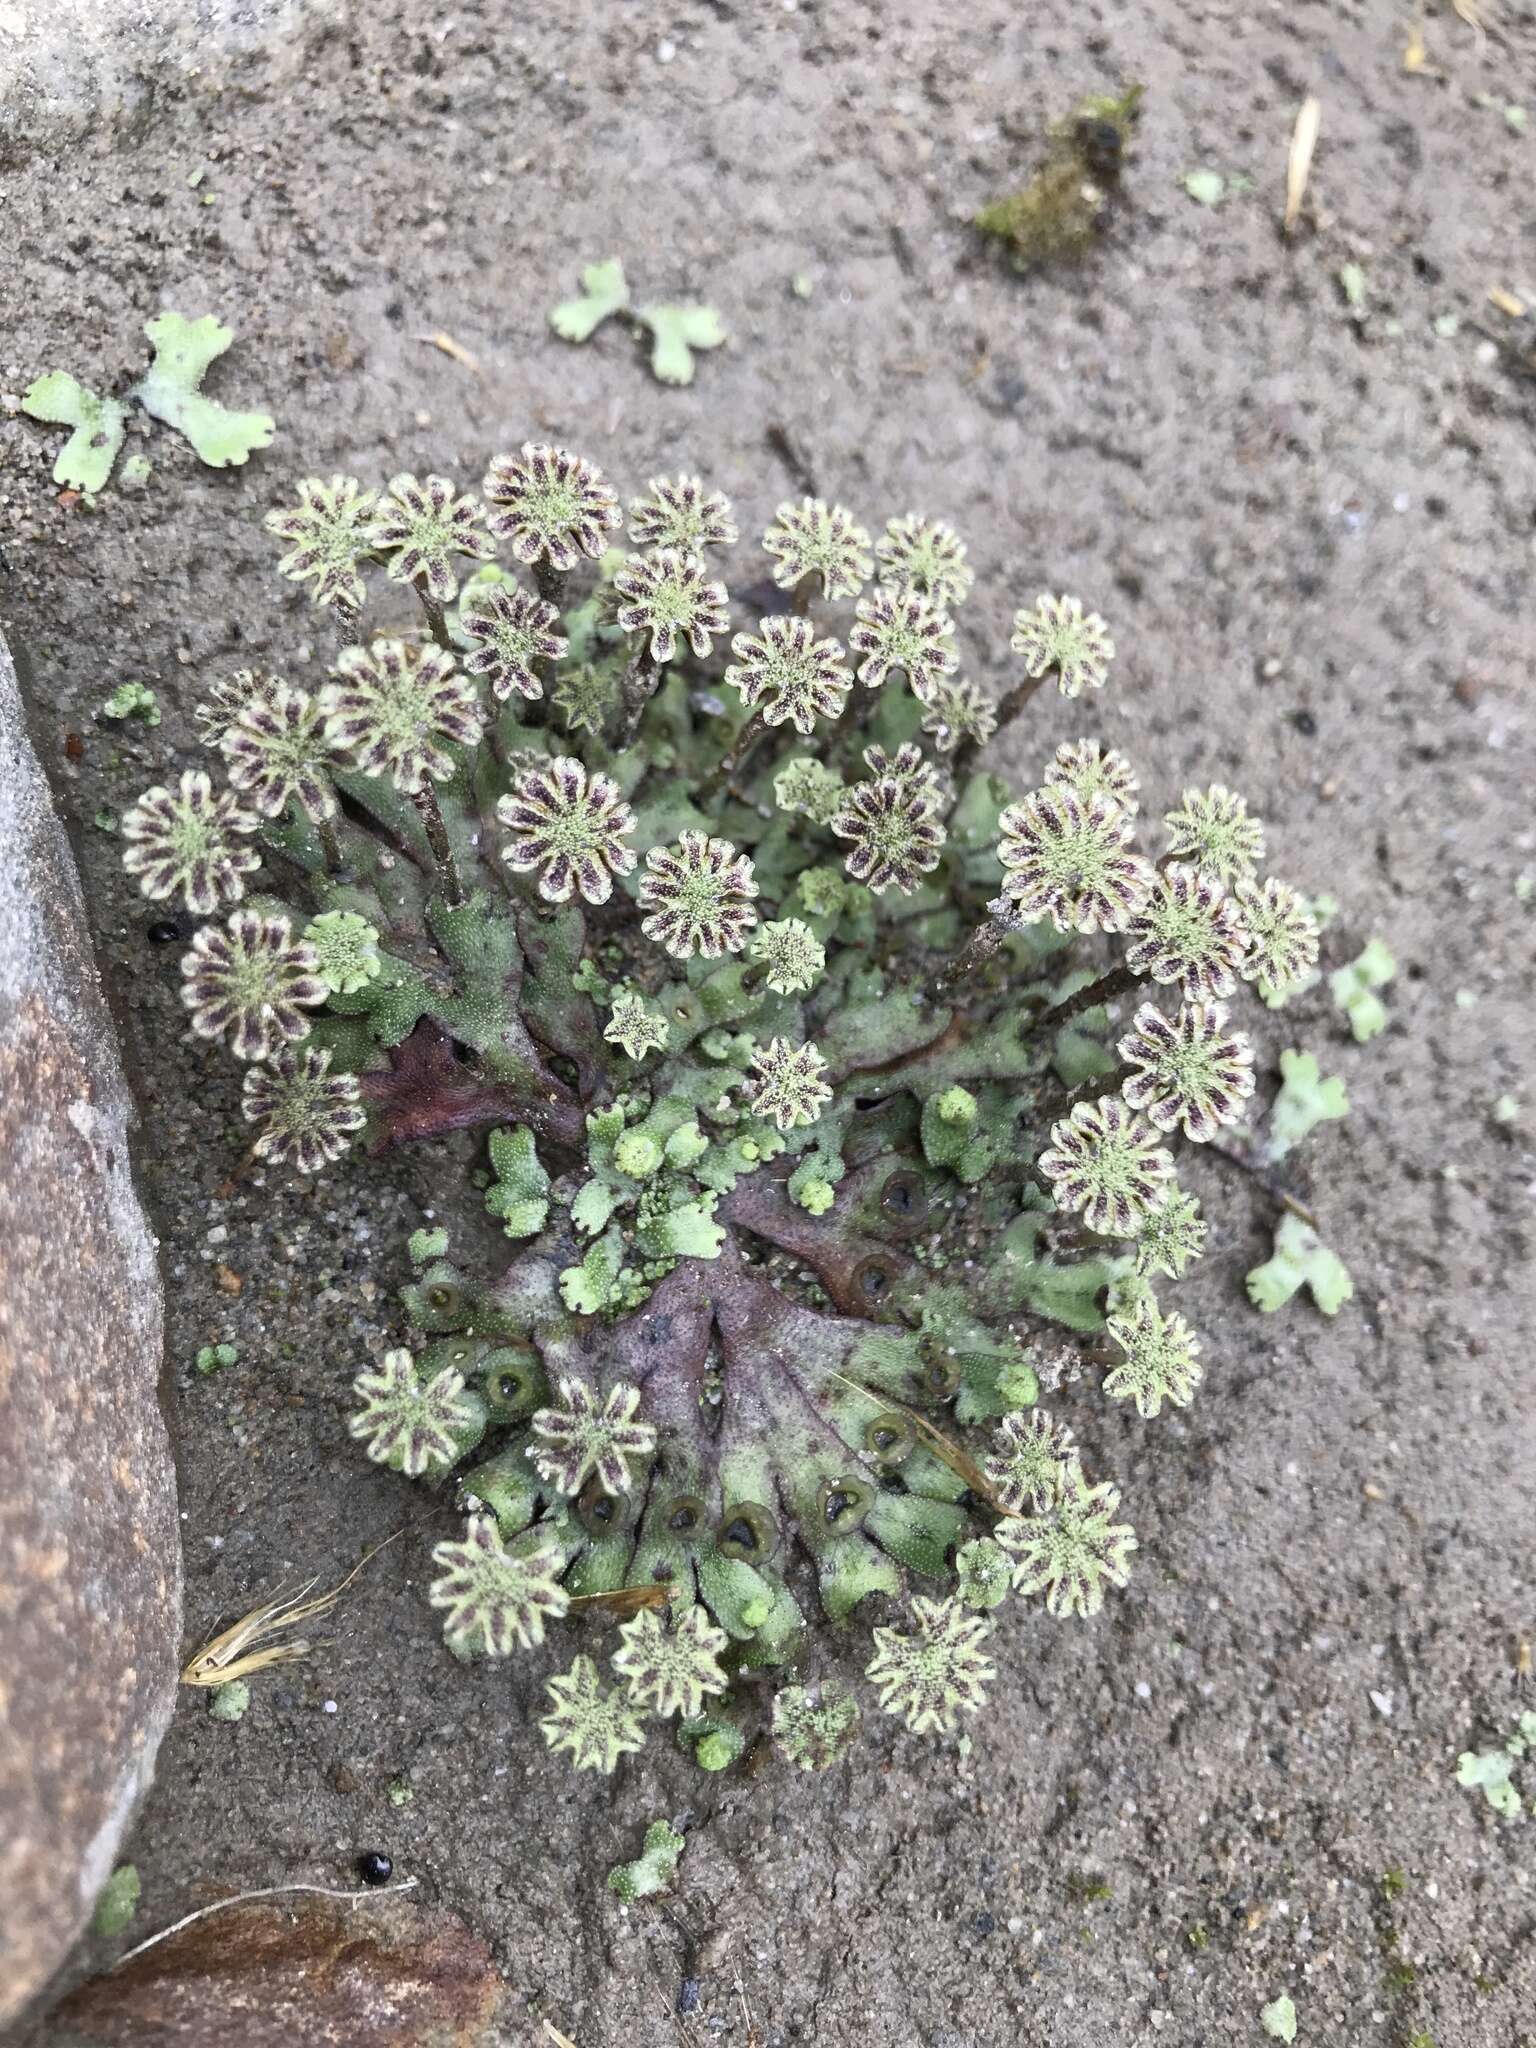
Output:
top-left (771, 1680), bottom-right (862, 1771)
top-left (1010, 592), bottom-right (1116, 698)
top-left (220, 683), bottom-right (344, 822)
top-left (1118, 999), bottom-right (1256, 1144)
top-left (540, 1653), bottom-right (648, 1774)
top-left (192, 668), bottom-right (277, 748)
top-left (179, 910), bottom-right (327, 1062)
top-left (761, 497), bottom-right (873, 601)
top-left (604, 990), bottom-right (671, 1061)
top-left (497, 755), bottom-right (638, 906)
top-left (457, 583), bottom-right (567, 702)
top-left (368, 471), bottom-right (495, 603)
top-left (865, 1595), bottom-right (997, 1735)
top-left (428, 1515), bottom-right (570, 1655)
top-left (724, 615), bottom-right (852, 734)
top-left (847, 584), bottom-right (959, 696)
top-left (1235, 875), bottom-right (1321, 995)
top-left (121, 768), bottom-right (260, 915)
top-left (1103, 1292), bottom-right (1204, 1419)
top-left (830, 767), bottom-right (946, 897)
top-left (627, 473), bottom-right (738, 553)
top-left (320, 639), bottom-right (484, 794)
top-left (997, 1471), bottom-right (1138, 1619)
top-left (1123, 864), bottom-right (1251, 1001)
top-left (861, 740), bottom-right (943, 794)
top-left (983, 1408), bottom-right (1081, 1516)
top-left (348, 1346), bottom-right (478, 1475)
top-left (613, 548), bottom-right (730, 664)
top-left (529, 1377), bottom-right (657, 1496)
top-left (303, 910), bottom-right (383, 995)
top-left (774, 756), bottom-right (846, 826)
top-left (1162, 784), bottom-right (1266, 886)
top-left (551, 662), bottom-right (619, 738)
top-left (1038, 1094), bottom-right (1175, 1237)
top-left (638, 830), bottom-right (760, 958)
top-left (918, 677), bottom-right (997, 754)
top-left (611, 1602), bottom-right (730, 1721)
top-left (264, 475), bottom-right (378, 614)
top-left (953, 1537), bottom-right (1014, 1612)
top-left (875, 512), bottom-right (974, 610)
top-left (1132, 1184), bottom-right (1207, 1279)
top-left (1044, 736), bottom-right (1141, 817)
top-left (749, 917), bottom-right (826, 995)
top-left (482, 441), bottom-right (622, 572)
top-left (748, 1036), bottom-right (832, 1131)
top-left (997, 785), bottom-right (1153, 935)
top-left (243, 1046), bottom-right (366, 1173)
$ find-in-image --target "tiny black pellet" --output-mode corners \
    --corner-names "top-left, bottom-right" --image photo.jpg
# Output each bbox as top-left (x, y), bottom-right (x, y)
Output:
top-left (356, 1851), bottom-right (393, 1886)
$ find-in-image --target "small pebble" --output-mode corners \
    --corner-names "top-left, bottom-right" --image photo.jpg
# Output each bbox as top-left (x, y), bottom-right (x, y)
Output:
top-left (677, 1977), bottom-right (701, 2015)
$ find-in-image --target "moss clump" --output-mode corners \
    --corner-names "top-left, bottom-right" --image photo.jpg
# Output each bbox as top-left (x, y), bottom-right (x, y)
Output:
top-left (975, 85), bottom-right (1145, 272)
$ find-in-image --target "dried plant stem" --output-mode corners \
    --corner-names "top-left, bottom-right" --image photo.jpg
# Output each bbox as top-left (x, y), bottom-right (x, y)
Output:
top-left (700, 708), bottom-right (770, 802)
top-left (616, 643), bottom-right (661, 747)
top-left (1031, 1067), bottom-right (1127, 1128)
top-left (415, 581), bottom-right (454, 654)
top-left (926, 913), bottom-right (1008, 1004)
top-left (533, 559), bottom-right (568, 611)
top-left (954, 670), bottom-right (1048, 777)
top-left (412, 782), bottom-right (463, 905)
top-left (316, 812), bottom-right (346, 873)
top-left (111, 1880), bottom-right (420, 1972)
top-left (1037, 959), bottom-right (1143, 1031)
top-left (1206, 1140), bottom-right (1320, 1230)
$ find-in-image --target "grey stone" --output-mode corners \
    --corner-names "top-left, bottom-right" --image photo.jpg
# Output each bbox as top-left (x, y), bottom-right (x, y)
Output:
top-left (0, 630), bottom-right (180, 2028)
top-left (0, 1), bottom-right (307, 147)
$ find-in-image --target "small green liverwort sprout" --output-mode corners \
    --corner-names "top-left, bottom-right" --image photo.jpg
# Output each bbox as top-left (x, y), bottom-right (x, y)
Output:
top-left (607, 1820), bottom-right (686, 1902)
top-left (135, 439), bottom-right (1341, 1777)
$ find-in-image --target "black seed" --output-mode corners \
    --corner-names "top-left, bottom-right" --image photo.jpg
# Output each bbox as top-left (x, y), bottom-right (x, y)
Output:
top-left (356, 1851), bottom-right (393, 1886)
top-left (146, 919), bottom-right (184, 944)
top-left (678, 1979), bottom-right (702, 2016)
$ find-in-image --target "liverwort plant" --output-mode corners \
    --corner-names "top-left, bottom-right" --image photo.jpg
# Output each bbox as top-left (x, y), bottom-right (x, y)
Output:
top-left (126, 446), bottom-right (1330, 1777)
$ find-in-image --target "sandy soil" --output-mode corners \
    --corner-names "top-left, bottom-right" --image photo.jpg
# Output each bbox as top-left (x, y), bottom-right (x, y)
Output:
top-left (2, 2), bottom-right (1535, 2043)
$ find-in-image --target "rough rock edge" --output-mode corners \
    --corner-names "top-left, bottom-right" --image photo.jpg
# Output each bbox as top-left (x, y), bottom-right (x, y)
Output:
top-left (0, 627), bottom-right (181, 2028)
top-left (0, 0), bottom-right (311, 151)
